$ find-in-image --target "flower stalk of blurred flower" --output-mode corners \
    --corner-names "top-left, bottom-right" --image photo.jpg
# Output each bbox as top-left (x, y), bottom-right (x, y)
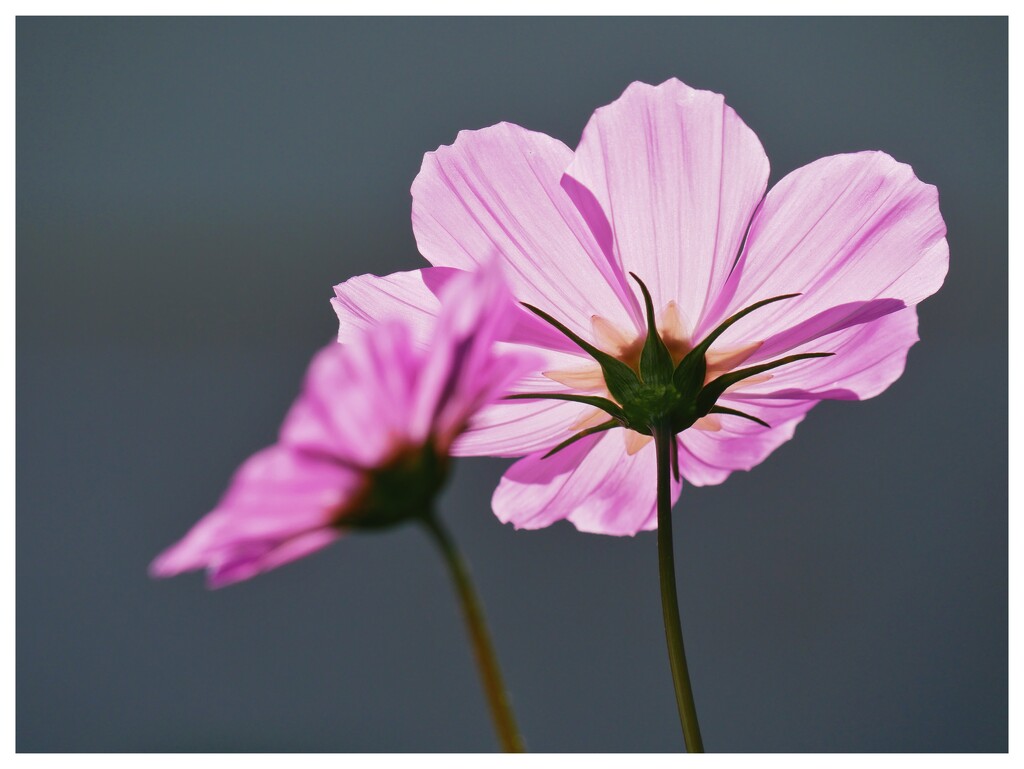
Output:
top-left (332, 79), bottom-right (948, 750)
top-left (151, 263), bottom-right (535, 752)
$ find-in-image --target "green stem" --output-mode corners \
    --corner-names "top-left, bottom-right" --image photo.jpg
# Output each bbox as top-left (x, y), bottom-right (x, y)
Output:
top-left (422, 514), bottom-right (525, 752)
top-left (654, 423), bottom-right (705, 752)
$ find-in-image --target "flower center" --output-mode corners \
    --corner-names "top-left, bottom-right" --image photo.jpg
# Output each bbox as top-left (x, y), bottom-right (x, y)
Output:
top-left (339, 444), bottom-right (449, 528)
top-left (542, 303), bottom-right (766, 453)
top-left (506, 274), bottom-right (832, 466)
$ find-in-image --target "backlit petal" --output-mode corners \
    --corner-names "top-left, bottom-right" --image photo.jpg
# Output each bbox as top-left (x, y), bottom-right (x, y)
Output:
top-left (492, 431), bottom-right (681, 536)
top-left (411, 122), bottom-right (641, 345)
top-left (563, 79), bottom-right (770, 326)
top-left (207, 529), bottom-right (341, 589)
top-left (725, 307), bottom-right (920, 402)
top-left (704, 151), bottom-right (947, 351)
top-left (332, 267), bottom-right (459, 346)
top-left (149, 446), bottom-right (355, 585)
top-left (678, 399), bottom-right (814, 486)
top-left (452, 398), bottom-right (591, 458)
top-left (279, 328), bottom-right (418, 466)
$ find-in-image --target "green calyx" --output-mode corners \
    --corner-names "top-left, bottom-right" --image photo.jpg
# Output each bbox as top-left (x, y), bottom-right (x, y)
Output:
top-left (509, 274), bottom-right (833, 458)
top-left (341, 444), bottom-right (449, 529)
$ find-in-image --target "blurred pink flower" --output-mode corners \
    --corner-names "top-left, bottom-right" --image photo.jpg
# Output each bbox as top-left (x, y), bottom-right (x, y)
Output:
top-left (332, 78), bottom-right (948, 536)
top-left (151, 263), bottom-right (534, 587)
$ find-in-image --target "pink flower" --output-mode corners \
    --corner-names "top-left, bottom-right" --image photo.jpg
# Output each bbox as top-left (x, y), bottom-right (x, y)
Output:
top-left (151, 263), bottom-right (534, 587)
top-left (332, 79), bottom-right (948, 536)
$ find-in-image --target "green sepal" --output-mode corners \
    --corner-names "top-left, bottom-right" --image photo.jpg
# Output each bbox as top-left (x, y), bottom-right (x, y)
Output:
top-left (341, 445), bottom-right (448, 530)
top-left (630, 272), bottom-right (674, 387)
top-left (709, 404), bottom-right (770, 428)
top-left (696, 352), bottom-right (834, 415)
top-left (673, 293), bottom-right (801, 395)
top-left (505, 392), bottom-right (626, 422)
top-left (542, 419), bottom-right (619, 459)
top-left (521, 303), bottom-right (641, 404)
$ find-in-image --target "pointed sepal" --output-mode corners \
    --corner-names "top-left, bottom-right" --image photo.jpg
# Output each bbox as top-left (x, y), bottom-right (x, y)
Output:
top-left (696, 352), bottom-right (834, 415)
top-left (709, 404), bottom-right (770, 428)
top-left (630, 272), bottom-right (674, 387)
top-left (505, 392), bottom-right (626, 422)
top-left (542, 419), bottom-right (619, 459)
top-left (673, 293), bottom-right (801, 395)
top-left (521, 303), bottom-right (641, 404)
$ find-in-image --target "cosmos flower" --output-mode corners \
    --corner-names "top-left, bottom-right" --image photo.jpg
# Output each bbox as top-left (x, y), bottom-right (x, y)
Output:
top-left (332, 78), bottom-right (948, 536)
top-left (151, 263), bottom-right (535, 587)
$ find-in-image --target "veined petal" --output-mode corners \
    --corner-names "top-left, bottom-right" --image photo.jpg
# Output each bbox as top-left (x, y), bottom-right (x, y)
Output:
top-left (450, 338), bottom-right (615, 458)
top-left (451, 398), bottom-right (593, 458)
top-left (563, 79), bottom-right (770, 326)
top-left (332, 267), bottom-right (460, 346)
top-left (411, 122), bottom-right (641, 344)
top-left (492, 431), bottom-right (681, 536)
top-left (703, 151), bottom-right (948, 347)
top-left (748, 297), bottom-right (906, 362)
top-left (678, 398), bottom-right (814, 486)
top-left (675, 441), bottom-right (732, 487)
top-left (725, 307), bottom-right (920, 402)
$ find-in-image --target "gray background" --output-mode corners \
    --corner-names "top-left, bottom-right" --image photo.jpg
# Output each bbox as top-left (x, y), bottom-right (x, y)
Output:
top-left (17, 17), bottom-right (1007, 752)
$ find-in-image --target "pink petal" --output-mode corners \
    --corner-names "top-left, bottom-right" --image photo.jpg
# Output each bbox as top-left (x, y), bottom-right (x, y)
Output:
top-left (675, 441), bottom-right (732, 487)
top-left (492, 431), bottom-right (681, 536)
top-left (332, 267), bottom-right (460, 346)
top-left (725, 307), bottom-right (920, 402)
top-left (563, 78), bottom-right (770, 325)
top-left (678, 399), bottom-right (814, 487)
top-left (329, 266), bottom-right (595, 460)
top-left (704, 151), bottom-right (948, 349)
top-left (207, 529), bottom-right (341, 589)
top-left (750, 297), bottom-right (905, 362)
top-left (332, 265), bottom-right (575, 391)
top-left (451, 340), bottom-right (605, 458)
top-left (279, 325), bottom-right (420, 467)
top-left (149, 445), bottom-right (356, 586)
top-left (408, 262), bottom-right (543, 450)
top-left (452, 397), bottom-right (592, 458)
top-left (331, 265), bottom-right (596, 457)
top-left (411, 121), bottom-right (641, 345)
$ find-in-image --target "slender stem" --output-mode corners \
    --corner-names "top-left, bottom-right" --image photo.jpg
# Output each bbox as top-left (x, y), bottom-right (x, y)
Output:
top-left (654, 423), bottom-right (705, 752)
top-left (421, 514), bottom-right (525, 752)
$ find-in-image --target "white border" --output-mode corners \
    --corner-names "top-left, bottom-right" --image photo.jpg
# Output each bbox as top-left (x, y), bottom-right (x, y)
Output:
top-left (5, 2), bottom-right (1019, 16)
top-left (7, 7), bottom-right (1014, 764)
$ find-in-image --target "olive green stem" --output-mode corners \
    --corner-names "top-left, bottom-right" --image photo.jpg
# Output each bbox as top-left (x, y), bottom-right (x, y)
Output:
top-left (422, 514), bottom-right (525, 752)
top-left (654, 423), bottom-right (705, 752)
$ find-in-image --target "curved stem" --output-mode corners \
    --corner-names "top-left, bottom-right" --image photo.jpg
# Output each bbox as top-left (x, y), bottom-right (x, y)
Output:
top-left (654, 423), bottom-right (705, 752)
top-left (421, 514), bottom-right (525, 752)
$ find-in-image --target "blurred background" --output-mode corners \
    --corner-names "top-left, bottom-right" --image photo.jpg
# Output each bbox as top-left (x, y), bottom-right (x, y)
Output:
top-left (17, 17), bottom-right (1007, 752)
